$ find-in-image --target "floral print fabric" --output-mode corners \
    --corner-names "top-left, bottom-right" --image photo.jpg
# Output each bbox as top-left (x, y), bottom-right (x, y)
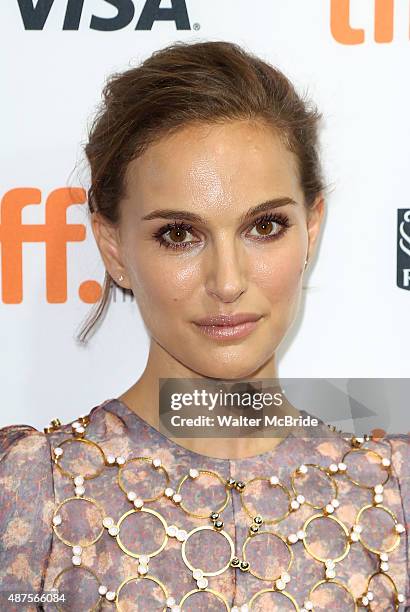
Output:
top-left (0, 398), bottom-right (409, 611)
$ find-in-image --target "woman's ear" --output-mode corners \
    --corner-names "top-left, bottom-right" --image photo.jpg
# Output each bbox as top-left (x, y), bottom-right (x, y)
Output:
top-left (306, 194), bottom-right (326, 264)
top-left (90, 212), bottom-right (130, 289)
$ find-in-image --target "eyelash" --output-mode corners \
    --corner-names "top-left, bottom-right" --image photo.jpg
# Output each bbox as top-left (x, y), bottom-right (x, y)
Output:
top-left (152, 212), bottom-right (291, 251)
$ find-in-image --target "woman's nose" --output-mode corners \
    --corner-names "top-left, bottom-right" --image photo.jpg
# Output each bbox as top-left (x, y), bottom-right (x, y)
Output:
top-left (204, 239), bottom-right (247, 303)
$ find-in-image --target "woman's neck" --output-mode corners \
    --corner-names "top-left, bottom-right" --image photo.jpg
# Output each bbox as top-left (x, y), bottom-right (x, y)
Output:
top-left (117, 344), bottom-right (301, 460)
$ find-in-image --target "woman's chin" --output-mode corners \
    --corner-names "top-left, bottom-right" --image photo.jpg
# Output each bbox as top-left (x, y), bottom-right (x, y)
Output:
top-left (186, 358), bottom-right (269, 381)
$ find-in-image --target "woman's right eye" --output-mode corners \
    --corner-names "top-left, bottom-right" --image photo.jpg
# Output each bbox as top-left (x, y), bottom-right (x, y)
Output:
top-left (152, 222), bottom-right (198, 250)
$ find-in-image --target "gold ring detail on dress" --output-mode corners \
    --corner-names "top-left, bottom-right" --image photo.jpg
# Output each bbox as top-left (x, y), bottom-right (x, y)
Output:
top-left (302, 513), bottom-right (350, 563)
top-left (116, 508), bottom-right (168, 559)
top-left (175, 469), bottom-right (230, 519)
top-left (240, 476), bottom-right (291, 524)
top-left (116, 574), bottom-right (169, 611)
top-left (242, 530), bottom-right (293, 581)
top-left (52, 496), bottom-right (105, 547)
top-left (117, 456), bottom-right (170, 503)
top-left (181, 525), bottom-right (235, 577)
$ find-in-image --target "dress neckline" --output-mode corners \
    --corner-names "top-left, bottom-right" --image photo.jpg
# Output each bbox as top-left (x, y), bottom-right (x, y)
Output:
top-left (99, 397), bottom-right (335, 463)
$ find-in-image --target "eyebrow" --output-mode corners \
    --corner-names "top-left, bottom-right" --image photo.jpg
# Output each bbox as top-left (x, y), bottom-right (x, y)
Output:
top-left (141, 197), bottom-right (298, 224)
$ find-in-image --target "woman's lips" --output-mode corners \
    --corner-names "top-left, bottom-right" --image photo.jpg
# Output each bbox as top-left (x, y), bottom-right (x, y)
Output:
top-left (193, 318), bottom-right (261, 340)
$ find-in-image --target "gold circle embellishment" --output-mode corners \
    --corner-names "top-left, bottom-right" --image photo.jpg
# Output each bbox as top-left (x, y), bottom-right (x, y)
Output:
top-left (242, 531), bottom-right (293, 581)
top-left (116, 574), bottom-right (169, 611)
top-left (52, 566), bottom-right (101, 612)
top-left (302, 514), bottom-right (350, 563)
top-left (366, 571), bottom-right (400, 610)
top-left (309, 579), bottom-right (358, 611)
top-left (240, 477), bottom-right (291, 524)
top-left (248, 588), bottom-right (299, 611)
top-left (178, 588), bottom-right (229, 611)
top-left (53, 438), bottom-right (106, 480)
top-left (355, 504), bottom-right (401, 554)
top-left (175, 469), bottom-right (230, 519)
top-left (341, 448), bottom-right (390, 489)
top-left (52, 496), bottom-right (105, 547)
top-left (117, 457), bottom-right (170, 503)
top-left (290, 464), bottom-right (338, 510)
top-left (181, 526), bottom-right (235, 577)
top-left (116, 508), bottom-right (168, 559)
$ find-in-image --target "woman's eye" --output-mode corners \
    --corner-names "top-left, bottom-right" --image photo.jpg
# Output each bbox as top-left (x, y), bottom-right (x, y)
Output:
top-left (153, 222), bottom-right (197, 250)
top-left (163, 226), bottom-right (194, 247)
top-left (246, 213), bottom-right (291, 240)
top-left (248, 218), bottom-right (281, 238)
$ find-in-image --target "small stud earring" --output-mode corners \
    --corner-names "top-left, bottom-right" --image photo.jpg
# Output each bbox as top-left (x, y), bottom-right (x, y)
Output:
top-left (118, 274), bottom-right (124, 282)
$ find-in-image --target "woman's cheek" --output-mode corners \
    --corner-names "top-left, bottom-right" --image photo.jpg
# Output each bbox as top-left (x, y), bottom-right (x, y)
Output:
top-left (250, 251), bottom-right (303, 300)
top-left (128, 255), bottom-right (198, 319)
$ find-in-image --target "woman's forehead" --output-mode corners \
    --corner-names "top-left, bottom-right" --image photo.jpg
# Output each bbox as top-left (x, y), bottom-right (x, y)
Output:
top-left (122, 120), bottom-right (303, 215)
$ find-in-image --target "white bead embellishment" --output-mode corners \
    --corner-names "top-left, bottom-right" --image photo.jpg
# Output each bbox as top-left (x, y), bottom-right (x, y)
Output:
top-left (196, 577), bottom-right (208, 589)
top-left (176, 529), bottom-right (188, 542)
top-left (166, 525), bottom-right (178, 537)
top-left (102, 516), bottom-right (114, 528)
top-left (105, 591), bottom-right (116, 601)
top-left (72, 555), bottom-right (82, 566)
top-left (290, 499), bottom-right (300, 510)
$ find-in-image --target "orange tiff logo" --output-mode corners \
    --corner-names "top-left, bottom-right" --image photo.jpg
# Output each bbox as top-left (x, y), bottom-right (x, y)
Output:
top-left (331, 0), bottom-right (403, 44)
top-left (0, 187), bottom-right (103, 304)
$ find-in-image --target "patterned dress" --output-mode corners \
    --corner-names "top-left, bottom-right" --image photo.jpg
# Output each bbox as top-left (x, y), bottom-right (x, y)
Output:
top-left (0, 398), bottom-right (409, 611)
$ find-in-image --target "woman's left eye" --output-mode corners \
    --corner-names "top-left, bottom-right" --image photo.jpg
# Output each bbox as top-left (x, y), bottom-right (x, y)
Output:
top-left (248, 212), bottom-right (291, 239)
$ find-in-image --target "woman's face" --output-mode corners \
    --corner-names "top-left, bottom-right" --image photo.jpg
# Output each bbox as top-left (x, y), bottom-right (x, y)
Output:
top-left (97, 119), bottom-right (324, 379)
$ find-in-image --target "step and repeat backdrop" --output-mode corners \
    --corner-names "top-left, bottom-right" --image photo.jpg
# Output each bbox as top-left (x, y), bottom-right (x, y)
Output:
top-left (1, 1), bottom-right (409, 430)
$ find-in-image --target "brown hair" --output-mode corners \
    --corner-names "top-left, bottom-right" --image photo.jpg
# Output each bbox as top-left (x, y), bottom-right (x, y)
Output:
top-left (77, 40), bottom-right (325, 343)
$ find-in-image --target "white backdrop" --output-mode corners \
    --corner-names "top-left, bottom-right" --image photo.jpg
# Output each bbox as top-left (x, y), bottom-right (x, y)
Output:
top-left (1, 0), bottom-right (409, 430)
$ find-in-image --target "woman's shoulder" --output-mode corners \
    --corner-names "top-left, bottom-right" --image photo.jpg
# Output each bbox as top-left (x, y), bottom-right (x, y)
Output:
top-left (0, 424), bottom-right (56, 594)
top-left (382, 432), bottom-right (410, 482)
top-left (0, 422), bottom-right (52, 464)
top-left (0, 421), bottom-right (55, 498)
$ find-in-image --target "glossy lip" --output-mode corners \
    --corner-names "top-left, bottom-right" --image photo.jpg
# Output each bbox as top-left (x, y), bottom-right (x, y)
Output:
top-left (193, 313), bottom-right (262, 327)
top-left (192, 313), bottom-right (263, 341)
